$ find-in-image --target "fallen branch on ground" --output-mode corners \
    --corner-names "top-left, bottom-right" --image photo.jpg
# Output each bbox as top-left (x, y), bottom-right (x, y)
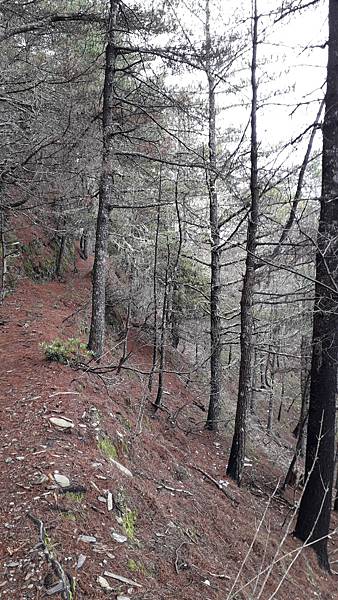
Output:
top-left (189, 464), bottom-right (239, 505)
top-left (157, 481), bottom-right (193, 496)
top-left (28, 513), bottom-right (74, 600)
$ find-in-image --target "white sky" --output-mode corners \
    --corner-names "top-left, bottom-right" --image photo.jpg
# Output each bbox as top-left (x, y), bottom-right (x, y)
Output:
top-left (258, 0), bottom-right (327, 141)
top-left (164, 0), bottom-right (328, 164)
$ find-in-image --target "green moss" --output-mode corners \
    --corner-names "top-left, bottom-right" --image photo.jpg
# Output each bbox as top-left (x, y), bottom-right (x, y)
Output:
top-left (127, 559), bottom-right (151, 576)
top-left (122, 508), bottom-right (138, 540)
top-left (65, 491), bottom-right (85, 503)
top-left (61, 511), bottom-right (77, 521)
top-left (127, 559), bottom-right (138, 573)
top-left (44, 532), bottom-right (56, 554)
top-left (98, 435), bottom-right (118, 460)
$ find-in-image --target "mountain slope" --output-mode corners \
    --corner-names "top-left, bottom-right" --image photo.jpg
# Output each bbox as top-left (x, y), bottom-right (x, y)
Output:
top-left (0, 252), bottom-right (336, 600)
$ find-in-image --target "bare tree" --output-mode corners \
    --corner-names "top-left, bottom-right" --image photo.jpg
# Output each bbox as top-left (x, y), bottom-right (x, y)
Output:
top-left (88, 0), bottom-right (119, 359)
top-left (205, 0), bottom-right (222, 430)
top-left (227, 0), bottom-right (259, 484)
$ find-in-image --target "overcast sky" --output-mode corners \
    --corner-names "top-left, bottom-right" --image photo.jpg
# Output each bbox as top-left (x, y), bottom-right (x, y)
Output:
top-left (167, 0), bottom-right (327, 160)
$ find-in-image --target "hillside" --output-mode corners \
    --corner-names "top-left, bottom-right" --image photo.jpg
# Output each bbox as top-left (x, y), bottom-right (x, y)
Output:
top-left (0, 245), bottom-right (337, 600)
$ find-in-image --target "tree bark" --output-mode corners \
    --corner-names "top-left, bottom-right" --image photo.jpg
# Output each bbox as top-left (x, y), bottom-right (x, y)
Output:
top-left (205, 0), bottom-right (222, 430)
top-left (0, 210), bottom-right (7, 303)
top-left (88, 0), bottom-right (119, 359)
top-left (267, 352), bottom-right (276, 434)
top-left (80, 231), bottom-right (89, 260)
top-left (334, 451), bottom-right (338, 512)
top-left (227, 1), bottom-right (259, 484)
top-left (55, 234), bottom-right (66, 279)
top-left (294, 0), bottom-right (338, 570)
top-left (170, 280), bottom-right (180, 349)
top-left (148, 173), bottom-right (162, 392)
top-left (154, 245), bottom-right (170, 409)
top-left (249, 348), bottom-right (257, 414)
top-left (293, 335), bottom-right (311, 455)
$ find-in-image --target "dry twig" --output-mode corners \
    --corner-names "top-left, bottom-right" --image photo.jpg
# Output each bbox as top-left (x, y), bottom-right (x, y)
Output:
top-left (189, 464), bottom-right (239, 505)
top-left (28, 513), bottom-right (73, 600)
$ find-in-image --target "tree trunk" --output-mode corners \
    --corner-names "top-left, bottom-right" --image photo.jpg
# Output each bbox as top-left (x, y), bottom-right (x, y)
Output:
top-left (154, 246), bottom-right (170, 409)
top-left (294, 0), bottom-right (338, 570)
top-left (205, 0), bottom-right (222, 430)
top-left (155, 175), bottom-right (182, 408)
top-left (283, 410), bottom-right (308, 490)
top-left (170, 281), bottom-right (180, 349)
top-left (334, 451), bottom-right (338, 512)
top-left (250, 347), bottom-right (258, 414)
top-left (0, 211), bottom-right (7, 303)
top-left (80, 230), bottom-right (89, 260)
top-left (293, 335), bottom-right (311, 455)
top-left (267, 353), bottom-right (276, 434)
top-left (88, 0), bottom-right (119, 359)
top-left (55, 234), bottom-right (66, 279)
top-left (227, 1), bottom-right (259, 484)
top-left (148, 173), bottom-right (162, 392)
top-left (278, 378), bottom-right (284, 422)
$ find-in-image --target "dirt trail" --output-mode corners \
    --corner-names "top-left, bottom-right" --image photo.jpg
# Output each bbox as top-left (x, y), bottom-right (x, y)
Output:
top-left (0, 257), bottom-right (95, 597)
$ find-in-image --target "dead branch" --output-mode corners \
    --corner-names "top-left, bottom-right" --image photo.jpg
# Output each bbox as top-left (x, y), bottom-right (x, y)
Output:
top-left (157, 482), bottom-right (193, 496)
top-left (28, 513), bottom-right (73, 600)
top-left (189, 464), bottom-right (239, 505)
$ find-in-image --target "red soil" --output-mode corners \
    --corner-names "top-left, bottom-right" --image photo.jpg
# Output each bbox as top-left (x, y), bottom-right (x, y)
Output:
top-left (0, 252), bottom-right (337, 599)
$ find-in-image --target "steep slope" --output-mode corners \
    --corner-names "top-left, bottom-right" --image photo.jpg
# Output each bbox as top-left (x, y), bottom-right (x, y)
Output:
top-left (0, 253), bottom-right (337, 599)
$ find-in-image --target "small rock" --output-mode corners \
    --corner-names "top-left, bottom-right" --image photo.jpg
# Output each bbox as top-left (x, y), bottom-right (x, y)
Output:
top-left (5, 458), bottom-right (13, 464)
top-left (53, 474), bottom-right (70, 488)
top-left (97, 576), bottom-right (112, 591)
top-left (49, 417), bottom-right (74, 430)
top-left (16, 456), bottom-right (25, 461)
top-left (77, 554), bottom-right (86, 569)
top-left (110, 459), bottom-right (133, 478)
top-left (117, 596), bottom-right (131, 600)
top-left (78, 535), bottom-right (97, 544)
top-left (107, 491), bottom-right (113, 511)
top-left (46, 582), bottom-right (64, 596)
top-left (111, 532), bottom-right (128, 543)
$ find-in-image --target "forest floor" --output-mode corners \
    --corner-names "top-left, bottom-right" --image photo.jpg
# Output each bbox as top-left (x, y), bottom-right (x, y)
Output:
top-left (0, 240), bottom-right (337, 599)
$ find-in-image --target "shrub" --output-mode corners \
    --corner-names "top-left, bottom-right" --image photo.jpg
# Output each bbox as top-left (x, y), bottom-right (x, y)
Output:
top-left (41, 338), bottom-right (92, 365)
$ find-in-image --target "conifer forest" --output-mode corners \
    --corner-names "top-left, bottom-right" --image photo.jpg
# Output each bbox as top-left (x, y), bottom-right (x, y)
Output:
top-left (0, 1), bottom-right (338, 599)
